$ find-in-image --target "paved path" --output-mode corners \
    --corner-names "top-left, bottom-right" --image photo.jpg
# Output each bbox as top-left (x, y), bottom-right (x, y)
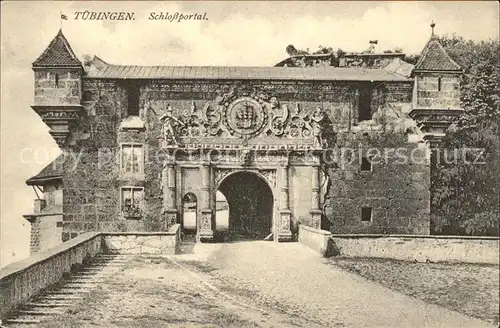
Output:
top-left (178, 241), bottom-right (494, 328)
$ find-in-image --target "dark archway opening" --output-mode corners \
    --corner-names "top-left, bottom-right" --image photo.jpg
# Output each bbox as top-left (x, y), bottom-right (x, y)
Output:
top-left (217, 172), bottom-right (273, 241)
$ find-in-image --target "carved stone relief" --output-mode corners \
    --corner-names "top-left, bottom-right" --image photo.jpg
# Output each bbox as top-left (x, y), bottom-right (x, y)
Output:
top-left (162, 88), bottom-right (327, 148)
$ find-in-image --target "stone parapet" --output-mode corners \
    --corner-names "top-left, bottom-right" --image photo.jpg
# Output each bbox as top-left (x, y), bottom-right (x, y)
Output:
top-left (298, 224), bottom-right (332, 257)
top-left (329, 234), bottom-right (500, 264)
top-left (102, 225), bottom-right (181, 255)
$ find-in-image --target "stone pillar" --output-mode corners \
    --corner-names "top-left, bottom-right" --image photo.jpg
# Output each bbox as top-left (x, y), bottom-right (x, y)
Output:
top-left (162, 157), bottom-right (177, 230)
top-left (310, 165), bottom-right (322, 229)
top-left (278, 165), bottom-right (292, 241)
top-left (198, 163), bottom-right (213, 241)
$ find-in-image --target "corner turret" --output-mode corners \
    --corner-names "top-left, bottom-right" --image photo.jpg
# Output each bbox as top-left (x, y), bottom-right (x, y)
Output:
top-left (409, 22), bottom-right (463, 147)
top-left (31, 29), bottom-right (83, 147)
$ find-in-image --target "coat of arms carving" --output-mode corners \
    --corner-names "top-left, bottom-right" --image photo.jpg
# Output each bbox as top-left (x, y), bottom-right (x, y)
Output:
top-left (226, 97), bottom-right (267, 137)
top-left (168, 86), bottom-right (329, 149)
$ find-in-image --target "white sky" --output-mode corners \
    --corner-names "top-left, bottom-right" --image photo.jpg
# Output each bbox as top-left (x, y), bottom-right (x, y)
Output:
top-left (1, 1), bottom-right (498, 267)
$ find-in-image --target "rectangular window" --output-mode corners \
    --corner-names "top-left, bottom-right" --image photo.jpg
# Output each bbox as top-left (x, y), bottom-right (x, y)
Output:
top-left (358, 86), bottom-right (373, 122)
top-left (55, 73), bottom-right (60, 88)
top-left (437, 77), bottom-right (442, 91)
top-left (126, 82), bottom-right (140, 116)
top-left (361, 207), bottom-right (372, 222)
top-left (121, 144), bottom-right (144, 174)
top-left (361, 156), bottom-right (372, 172)
top-left (121, 187), bottom-right (144, 218)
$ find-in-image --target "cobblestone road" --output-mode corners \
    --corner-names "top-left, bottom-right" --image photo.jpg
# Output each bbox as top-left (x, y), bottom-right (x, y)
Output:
top-left (178, 241), bottom-right (494, 328)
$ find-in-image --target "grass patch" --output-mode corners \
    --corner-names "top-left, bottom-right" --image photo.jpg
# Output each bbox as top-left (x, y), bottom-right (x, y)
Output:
top-left (329, 257), bottom-right (499, 325)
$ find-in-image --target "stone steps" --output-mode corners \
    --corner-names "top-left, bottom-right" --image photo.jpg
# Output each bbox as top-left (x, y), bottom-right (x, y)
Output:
top-left (46, 288), bottom-right (91, 294)
top-left (39, 294), bottom-right (84, 301)
top-left (17, 309), bottom-right (65, 316)
top-left (3, 254), bottom-right (129, 327)
top-left (5, 318), bottom-right (42, 325)
top-left (25, 302), bottom-right (73, 308)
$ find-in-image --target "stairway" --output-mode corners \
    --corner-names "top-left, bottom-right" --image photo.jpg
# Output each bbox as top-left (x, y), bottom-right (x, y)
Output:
top-left (3, 254), bottom-right (129, 327)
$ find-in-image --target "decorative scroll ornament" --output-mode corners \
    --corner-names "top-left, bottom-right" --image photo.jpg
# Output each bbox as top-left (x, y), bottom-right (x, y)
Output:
top-left (40, 111), bottom-right (78, 120)
top-left (163, 88), bottom-right (329, 149)
top-left (214, 168), bottom-right (234, 186)
top-left (259, 169), bottom-right (277, 188)
top-left (201, 212), bottom-right (212, 230)
top-left (281, 213), bottom-right (291, 231)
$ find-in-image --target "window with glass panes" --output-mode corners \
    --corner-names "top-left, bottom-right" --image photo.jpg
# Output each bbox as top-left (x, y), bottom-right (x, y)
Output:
top-left (121, 187), bottom-right (144, 216)
top-left (121, 144), bottom-right (144, 174)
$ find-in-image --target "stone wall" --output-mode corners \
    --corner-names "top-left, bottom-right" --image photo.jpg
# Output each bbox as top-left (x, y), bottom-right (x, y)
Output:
top-left (298, 224), bottom-right (332, 257)
top-left (329, 234), bottom-right (500, 264)
top-left (0, 229), bottom-right (182, 320)
top-left (0, 233), bottom-right (101, 320)
top-left (102, 224), bottom-right (181, 255)
top-left (34, 69), bottom-right (81, 106)
top-left (416, 74), bottom-right (460, 109)
top-left (58, 77), bottom-right (428, 237)
top-left (325, 140), bottom-right (430, 234)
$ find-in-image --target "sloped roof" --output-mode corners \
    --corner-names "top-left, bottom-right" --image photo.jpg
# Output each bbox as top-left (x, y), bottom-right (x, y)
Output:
top-left (86, 58), bottom-right (410, 81)
top-left (413, 37), bottom-right (461, 72)
top-left (26, 155), bottom-right (64, 186)
top-left (383, 58), bottom-right (414, 78)
top-left (32, 29), bottom-right (82, 67)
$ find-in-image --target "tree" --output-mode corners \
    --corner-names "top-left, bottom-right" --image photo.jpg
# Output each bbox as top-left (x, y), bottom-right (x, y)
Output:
top-left (431, 35), bottom-right (500, 235)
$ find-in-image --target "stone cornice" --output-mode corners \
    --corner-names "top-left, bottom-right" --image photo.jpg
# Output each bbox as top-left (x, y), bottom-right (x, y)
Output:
top-left (31, 105), bottom-right (83, 147)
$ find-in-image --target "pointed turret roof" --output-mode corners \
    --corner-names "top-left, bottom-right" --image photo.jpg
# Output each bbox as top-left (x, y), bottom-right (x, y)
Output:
top-left (32, 29), bottom-right (82, 68)
top-left (413, 30), bottom-right (461, 72)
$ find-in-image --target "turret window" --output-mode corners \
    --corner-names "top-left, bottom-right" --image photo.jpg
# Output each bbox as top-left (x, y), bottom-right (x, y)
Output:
top-left (437, 77), bottom-right (442, 91)
top-left (54, 73), bottom-right (60, 88)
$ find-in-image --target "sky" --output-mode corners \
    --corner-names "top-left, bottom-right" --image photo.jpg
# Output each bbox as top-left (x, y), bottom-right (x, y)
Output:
top-left (1, 1), bottom-right (498, 267)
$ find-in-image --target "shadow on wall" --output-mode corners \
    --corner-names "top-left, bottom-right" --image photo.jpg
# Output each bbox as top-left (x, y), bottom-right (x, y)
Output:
top-left (325, 238), bottom-right (342, 257)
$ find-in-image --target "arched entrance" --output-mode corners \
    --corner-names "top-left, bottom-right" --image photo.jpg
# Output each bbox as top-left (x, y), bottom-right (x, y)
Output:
top-left (217, 171), bottom-right (274, 241)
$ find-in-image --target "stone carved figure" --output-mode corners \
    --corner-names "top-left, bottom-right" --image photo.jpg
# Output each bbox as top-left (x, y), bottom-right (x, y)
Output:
top-left (319, 163), bottom-right (331, 216)
top-left (159, 104), bottom-right (185, 146)
top-left (310, 107), bottom-right (325, 148)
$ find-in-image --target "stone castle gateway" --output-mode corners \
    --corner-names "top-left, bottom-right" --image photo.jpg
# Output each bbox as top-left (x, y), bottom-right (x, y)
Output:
top-left (24, 28), bottom-right (463, 252)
